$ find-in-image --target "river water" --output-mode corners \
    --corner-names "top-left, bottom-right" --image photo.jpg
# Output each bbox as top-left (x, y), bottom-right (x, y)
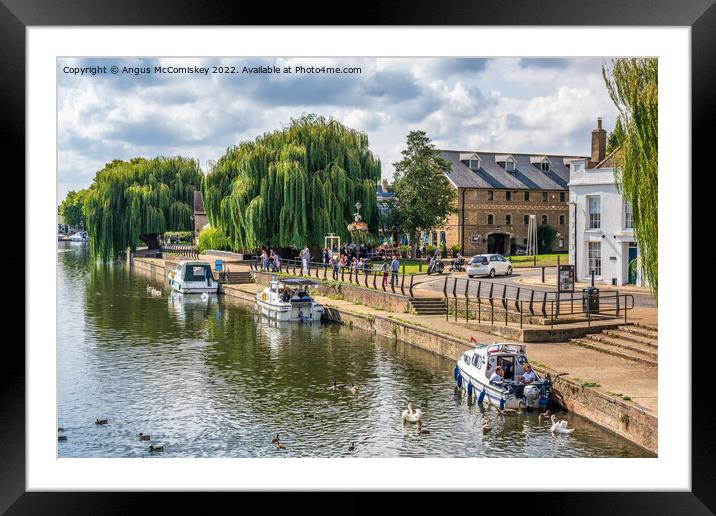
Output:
top-left (57, 243), bottom-right (651, 458)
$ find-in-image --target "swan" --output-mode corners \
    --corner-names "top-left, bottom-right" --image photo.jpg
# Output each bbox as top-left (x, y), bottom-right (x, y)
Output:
top-left (95, 419), bottom-right (108, 425)
top-left (149, 443), bottom-right (165, 451)
top-left (350, 383), bottom-right (360, 395)
top-left (201, 292), bottom-right (209, 301)
top-left (550, 415), bottom-right (574, 434)
top-left (138, 433), bottom-right (150, 441)
top-left (401, 403), bottom-right (423, 423)
top-left (482, 421), bottom-right (491, 433)
top-left (150, 288), bottom-right (162, 297)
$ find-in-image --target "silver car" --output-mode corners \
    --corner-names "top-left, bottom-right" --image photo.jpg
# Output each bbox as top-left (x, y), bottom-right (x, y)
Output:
top-left (467, 254), bottom-right (513, 278)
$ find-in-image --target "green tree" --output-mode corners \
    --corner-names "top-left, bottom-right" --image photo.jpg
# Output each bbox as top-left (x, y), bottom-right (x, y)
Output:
top-left (537, 223), bottom-right (557, 254)
top-left (203, 115), bottom-right (381, 251)
top-left (606, 117), bottom-right (625, 154)
top-left (84, 156), bottom-right (202, 260)
top-left (390, 131), bottom-right (457, 258)
top-left (603, 58), bottom-right (658, 300)
top-left (59, 189), bottom-right (90, 229)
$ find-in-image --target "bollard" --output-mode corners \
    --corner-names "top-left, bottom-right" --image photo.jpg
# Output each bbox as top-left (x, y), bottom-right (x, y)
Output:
top-left (541, 267), bottom-right (545, 283)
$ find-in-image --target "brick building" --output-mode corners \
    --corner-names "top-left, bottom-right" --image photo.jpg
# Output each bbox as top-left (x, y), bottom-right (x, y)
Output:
top-left (433, 118), bottom-right (607, 256)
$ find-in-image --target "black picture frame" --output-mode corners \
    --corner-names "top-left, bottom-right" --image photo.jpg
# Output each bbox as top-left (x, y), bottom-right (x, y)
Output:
top-left (5, 0), bottom-right (707, 512)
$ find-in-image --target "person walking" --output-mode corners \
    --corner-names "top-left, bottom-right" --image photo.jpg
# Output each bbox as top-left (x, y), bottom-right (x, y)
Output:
top-left (391, 255), bottom-right (400, 286)
top-left (300, 246), bottom-right (311, 275)
top-left (260, 249), bottom-right (268, 271)
top-left (381, 259), bottom-right (389, 288)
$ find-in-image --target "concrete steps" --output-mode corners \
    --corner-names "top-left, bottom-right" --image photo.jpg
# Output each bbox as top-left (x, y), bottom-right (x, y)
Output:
top-left (220, 271), bottom-right (254, 284)
top-left (570, 324), bottom-right (658, 366)
top-left (409, 297), bottom-right (447, 316)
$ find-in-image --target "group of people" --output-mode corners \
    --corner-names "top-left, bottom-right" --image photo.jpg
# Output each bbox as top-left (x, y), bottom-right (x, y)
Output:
top-left (489, 363), bottom-right (538, 386)
top-left (259, 249), bottom-right (282, 272)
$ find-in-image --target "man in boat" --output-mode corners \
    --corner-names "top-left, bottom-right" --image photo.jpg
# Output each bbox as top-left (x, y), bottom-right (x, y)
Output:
top-left (519, 363), bottom-right (538, 384)
top-left (281, 285), bottom-right (292, 302)
top-left (489, 366), bottom-right (505, 386)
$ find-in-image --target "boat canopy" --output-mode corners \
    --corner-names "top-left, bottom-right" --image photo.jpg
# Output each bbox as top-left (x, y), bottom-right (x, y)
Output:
top-left (279, 278), bottom-right (320, 286)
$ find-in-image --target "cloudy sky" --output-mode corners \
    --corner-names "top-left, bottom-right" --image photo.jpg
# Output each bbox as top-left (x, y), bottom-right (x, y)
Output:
top-left (58, 57), bottom-right (618, 203)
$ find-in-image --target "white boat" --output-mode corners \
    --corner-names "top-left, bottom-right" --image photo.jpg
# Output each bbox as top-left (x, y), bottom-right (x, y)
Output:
top-left (58, 234), bottom-right (66, 241)
top-left (455, 342), bottom-right (554, 411)
top-left (256, 277), bottom-right (324, 322)
top-left (167, 261), bottom-right (219, 294)
top-left (67, 232), bottom-right (89, 242)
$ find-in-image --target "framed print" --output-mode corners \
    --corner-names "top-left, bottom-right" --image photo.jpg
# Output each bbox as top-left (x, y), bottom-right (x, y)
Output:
top-left (5, 0), bottom-right (710, 512)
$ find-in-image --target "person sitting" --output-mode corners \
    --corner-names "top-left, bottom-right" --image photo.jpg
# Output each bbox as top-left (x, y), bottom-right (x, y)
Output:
top-left (489, 366), bottom-right (505, 386)
top-left (281, 286), bottom-right (291, 302)
top-left (519, 363), bottom-right (538, 384)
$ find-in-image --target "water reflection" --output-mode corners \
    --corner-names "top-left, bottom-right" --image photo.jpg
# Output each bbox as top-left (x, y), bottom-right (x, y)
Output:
top-left (57, 242), bottom-right (652, 458)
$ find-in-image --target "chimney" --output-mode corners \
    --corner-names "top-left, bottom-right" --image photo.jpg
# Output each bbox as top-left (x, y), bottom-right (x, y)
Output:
top-left (591, 117), bottom-right (607, 165)
top-left (381, 179), bottom-right (390, 192)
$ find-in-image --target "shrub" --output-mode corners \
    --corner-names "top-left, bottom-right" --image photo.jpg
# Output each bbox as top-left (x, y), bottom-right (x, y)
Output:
top-left (197, 226), bottom-right (231, 253)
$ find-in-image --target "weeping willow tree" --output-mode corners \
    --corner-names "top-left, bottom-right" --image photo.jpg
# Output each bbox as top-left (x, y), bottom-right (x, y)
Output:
top-left (603, 58), bottom-right (658, 300)
top-left (203, 115), bottom-right (381, 251)
top-left (84, 157), bottom-right (203, 260)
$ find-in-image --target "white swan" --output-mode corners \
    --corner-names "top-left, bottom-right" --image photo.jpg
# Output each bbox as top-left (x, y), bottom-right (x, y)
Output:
top-left (550, 415), bottom-right (574, 434)
top-left (401, 402), bottom-right (423, 423)
top-left (350, 383), bottom-right (360, 395)
top-left (149, 287), bottom-right (162, 297)
top-left (201, 292), bottom-right (209, 301)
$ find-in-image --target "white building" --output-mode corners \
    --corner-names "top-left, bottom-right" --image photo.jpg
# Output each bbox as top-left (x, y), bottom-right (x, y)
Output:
top-left (568, 145), bottom-right (643, 286)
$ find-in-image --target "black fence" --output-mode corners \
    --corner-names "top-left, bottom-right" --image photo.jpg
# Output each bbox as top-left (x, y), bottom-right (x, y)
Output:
top-left (249, 257), bottom-right (426, 298)
top-left (161, 244), bottom-right (200, 260)
top-left (440, 276), bottom-right (635, 330)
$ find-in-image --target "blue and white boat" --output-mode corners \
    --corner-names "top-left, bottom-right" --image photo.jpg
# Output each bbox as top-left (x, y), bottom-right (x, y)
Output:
top-left (256, 277), bottom-right (324, 323)
top-left (167, 261), bottom-right (218, 294)
top-left (455, 342), bottom-right (553, 411)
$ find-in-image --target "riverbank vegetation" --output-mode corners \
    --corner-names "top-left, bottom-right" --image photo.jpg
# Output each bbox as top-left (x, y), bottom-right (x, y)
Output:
top-left (84, 157), bottom-right (202, 259)
top-left (202, 114), bottom-right (381, 251)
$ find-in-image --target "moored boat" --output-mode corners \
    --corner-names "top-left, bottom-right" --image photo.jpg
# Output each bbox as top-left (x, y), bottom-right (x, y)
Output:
top-left (256, 277), bottom-right (324, 322)
top-left (168, 261), bottom-right (219, 294)
top-left (455, 342), bottom-right (553, 411)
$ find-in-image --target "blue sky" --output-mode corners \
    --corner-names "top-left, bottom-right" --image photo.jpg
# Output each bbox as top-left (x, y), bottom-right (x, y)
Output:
top-left (57, 57), bottom-right (618, 203)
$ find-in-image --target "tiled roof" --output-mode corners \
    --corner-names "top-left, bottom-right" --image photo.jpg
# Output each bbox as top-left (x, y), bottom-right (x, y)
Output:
top-left (193, 190), bottom-right (206, 214)
top-left (440, 149), bottom-right (587, 191)
top-left (595, 148), bottom-right (622, 169)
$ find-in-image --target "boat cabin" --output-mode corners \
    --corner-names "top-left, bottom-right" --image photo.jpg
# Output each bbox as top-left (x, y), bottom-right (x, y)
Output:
top-left (168, 261), bottom-right (218, 294)
top-left (463, 343), bottom-right (532, 383)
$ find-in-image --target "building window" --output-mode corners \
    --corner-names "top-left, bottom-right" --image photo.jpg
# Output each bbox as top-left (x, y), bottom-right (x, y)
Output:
top-left (624, 201), bottom-right (633, 229)
top-left (588, 242), bottom-right (602, 277)
top-left (524, 215), bottom-right (529, 225)
top-left (560, 192), bottom-right (566, 202)
top-left (505, 214), bottom-right (512, 225)
top-left (506, 161), bottom-right (515, 172)
top-left (559, 214), bottom-right (565, 225)
top-left (559, 238), bottom-right (564, 248)
top-left (487, 214), bottom-right (494, 225)
top-left (541, 162), bottom-right (550, 171)
top-left (440, 231), bottom-right (446, 243)
top-left (588, 196), bottom-right (601, 229)
top-left (541, 215), bottom-right (548, 225)
top-left (524, 191), bottom-right (530, 201)
top-left (469, 159), bottom-right (480, 170)
top-left (506, 191), bottom-right (512, 201)
top-left (542, 192), bottom-right (548, 202)
top-left (487, 191), bottom-right (494, 201)
top-left (432, 232), bottom-right (438, 246)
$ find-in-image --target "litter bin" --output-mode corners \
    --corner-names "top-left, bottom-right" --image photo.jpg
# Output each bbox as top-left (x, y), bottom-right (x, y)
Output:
top-left (582, 287), bottom-right (599, 313)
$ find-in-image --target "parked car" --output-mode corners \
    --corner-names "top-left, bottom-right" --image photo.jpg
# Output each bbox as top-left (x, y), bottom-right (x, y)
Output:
top-left (466, 254), bottom-right (513, 278)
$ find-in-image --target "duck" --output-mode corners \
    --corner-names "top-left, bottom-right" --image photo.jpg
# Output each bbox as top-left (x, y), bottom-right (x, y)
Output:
top-left (58, 435), bottom-right (67, 442)
top-left (149, 443), bottom-right (165, 451)
top-left (421, 399), bottom-right (428, 408)
top-left (331, 379), bottom-right (346, 390)
top-left (350, 383), bottom-right (360, 395)
top-left (348, 442), bottom-right (356, 452)
top-left (401, 402), bottom-right (423, 423)
top-left (482, 421), bottom-right (491, 433)
top-left (538, 410), bottom-right (551, 423)
top-left (416, 422), bottom-right (430, 435)
top-left (498, 408), bottom-right (521, 417)
top-left (138, 433), bottom-right (150, 441)
top-left (274, 441), bottom-right (286, 450)
top-left (271, 433), bottom-right (280, 444)
top-left (302, 411), bottom-right (315, 418)
top-left (57, 427), bottom-right (65, 433)
top-left (550, 415), bottom-right (574, 434)
top-left (95, 419), bottom-right (108, 425)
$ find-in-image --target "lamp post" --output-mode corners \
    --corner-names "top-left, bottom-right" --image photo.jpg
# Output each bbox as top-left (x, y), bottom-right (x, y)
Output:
top-left (569, 201), bottom-right (577, 280)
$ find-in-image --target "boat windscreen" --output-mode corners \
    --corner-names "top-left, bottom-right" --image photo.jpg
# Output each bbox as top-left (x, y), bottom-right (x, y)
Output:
top-left (184, 265), bottom-right (213, 282)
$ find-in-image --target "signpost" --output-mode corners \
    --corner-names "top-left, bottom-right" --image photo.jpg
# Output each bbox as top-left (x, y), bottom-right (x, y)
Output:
top-left (557, 264), bottom-right (575, 315)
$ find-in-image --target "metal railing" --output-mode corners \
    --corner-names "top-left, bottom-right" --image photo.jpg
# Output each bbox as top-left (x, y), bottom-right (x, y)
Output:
top-left (161, 244), bottom-right (200, 260)
top-left (440, 276), bottom-right (635, 330)
top-left (249, 257), bottom-right (427, 298)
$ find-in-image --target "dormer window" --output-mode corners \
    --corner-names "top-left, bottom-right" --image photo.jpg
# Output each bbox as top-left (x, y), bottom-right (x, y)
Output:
top-left (531, 156), bottom-right (551, 172)
top-left (496, 154), bottom-right (516, 172)
top-left (459, 152), bottom-right (482, 171)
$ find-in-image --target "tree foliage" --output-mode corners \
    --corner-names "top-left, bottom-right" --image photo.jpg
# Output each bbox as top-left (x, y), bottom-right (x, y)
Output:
top-left (537, 223), bottom-right (557, 254)
top-left (197, 226), bottom-right (231, 253)
top-left (603, 58), bottom-right (658, 299)
top-left (203, 115), bottom-right (381, 251)
top-left (84, 157), bottom-right (202, 259)
top-left (59, 189), bottom-right (90, 229)
top-left (390, 131), bottom-right (457, 256)
top-left (606, 117), bottom-right (625, 154)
